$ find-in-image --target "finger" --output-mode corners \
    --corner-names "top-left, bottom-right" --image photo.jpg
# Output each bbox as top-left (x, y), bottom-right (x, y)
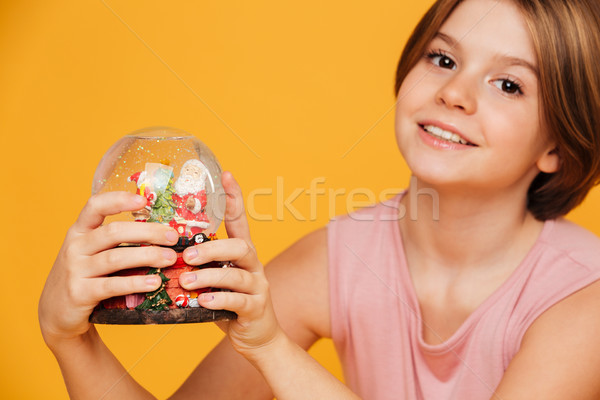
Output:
top-left (73, 192), bottom-right (148, 233)
top-left (179, 266), bottom-right (265, 294)
top-left (182, 238), bottom-right (260, 272)
top-left (85, 245), bottom-right (177, 277)
top-left (80, 220), bottom-right (179, 255)
top-left (194, 290), bottom-right (266, 319)
top-left (82, 274), bottom-right (163, 304)
top-left (222, 172), bottom-right (253, 244)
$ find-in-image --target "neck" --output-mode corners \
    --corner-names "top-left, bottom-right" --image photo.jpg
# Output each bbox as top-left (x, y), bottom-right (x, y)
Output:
top-left (398, 176), bottom-right (545, 271)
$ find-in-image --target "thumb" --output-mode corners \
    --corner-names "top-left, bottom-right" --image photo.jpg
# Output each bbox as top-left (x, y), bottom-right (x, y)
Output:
top-left (222, 171), bottom-right (252, 243)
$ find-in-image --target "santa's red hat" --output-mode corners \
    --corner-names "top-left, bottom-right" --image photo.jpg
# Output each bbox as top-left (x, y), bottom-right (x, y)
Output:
top-left (128, 171), bottom-right (146, 187)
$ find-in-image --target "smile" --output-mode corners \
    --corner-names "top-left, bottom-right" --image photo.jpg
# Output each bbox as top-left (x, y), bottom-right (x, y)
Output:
top-left (421, 124), bottom-right (474, 146)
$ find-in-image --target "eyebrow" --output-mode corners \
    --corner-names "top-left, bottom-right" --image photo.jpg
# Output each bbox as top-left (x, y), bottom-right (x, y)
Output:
top-left (433, 32), bottom-right (539, 75)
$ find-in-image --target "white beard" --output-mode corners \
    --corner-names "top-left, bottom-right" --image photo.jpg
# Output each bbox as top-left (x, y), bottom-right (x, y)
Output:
top-left (175, 173), bottom-right (206, 195)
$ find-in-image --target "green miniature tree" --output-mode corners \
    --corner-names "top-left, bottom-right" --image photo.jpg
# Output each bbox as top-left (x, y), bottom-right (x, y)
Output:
top-left (136, 269), bottom-right (172, 311)
top-left (148, 168), bottom-right (176, 224)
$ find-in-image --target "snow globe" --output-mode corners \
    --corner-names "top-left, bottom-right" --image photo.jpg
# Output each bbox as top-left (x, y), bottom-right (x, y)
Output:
top-left (88, 126), bottom-right (236, 324)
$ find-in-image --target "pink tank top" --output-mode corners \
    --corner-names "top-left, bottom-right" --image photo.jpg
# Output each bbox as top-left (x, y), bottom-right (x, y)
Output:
top-left (328, 194), bottom-right (600, 400)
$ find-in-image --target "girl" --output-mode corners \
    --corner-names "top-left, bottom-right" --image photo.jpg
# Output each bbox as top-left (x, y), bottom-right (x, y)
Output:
top-left (39, 0), bottom-right (600, 398)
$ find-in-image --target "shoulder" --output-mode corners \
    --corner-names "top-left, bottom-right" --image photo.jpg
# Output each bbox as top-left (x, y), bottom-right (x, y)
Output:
top-left (508, 219), bottom-right (600, 342)
top-left (327, 194), bottom-right (406, 285)
top-left (328, 194), bottom-right (404, 246)
top-left (332, 194), bottom-right (405, 223)
top-left (495, 280), bottom-right (600, 399)
top-left (265, 228), bottom-right (330, 342)
top-left (495, 220), bottom-right (600, 398)
top-left (527, 219), bottom-right (600, 341)
top-left (542, 218), bottom-right (600, 269)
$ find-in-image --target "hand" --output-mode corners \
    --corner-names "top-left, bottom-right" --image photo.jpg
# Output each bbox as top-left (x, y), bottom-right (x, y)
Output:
top-left (38, 192), bottom-right (179, 348)
top-left (179, 172), bottom-right (283, 358)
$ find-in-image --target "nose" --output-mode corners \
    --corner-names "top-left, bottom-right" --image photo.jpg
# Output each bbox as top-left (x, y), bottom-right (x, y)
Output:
top-left (435, 72), bottom-right (477, 114)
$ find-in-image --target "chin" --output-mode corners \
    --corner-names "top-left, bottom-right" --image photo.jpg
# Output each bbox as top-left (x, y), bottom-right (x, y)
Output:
top-left (405, 160), bottom-right (473, 191)
top-left (411, 172), bottom-right (458, 189)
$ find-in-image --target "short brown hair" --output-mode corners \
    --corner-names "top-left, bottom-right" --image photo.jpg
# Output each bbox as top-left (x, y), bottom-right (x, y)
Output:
top-left (395, 0), bottom-right (600, 220)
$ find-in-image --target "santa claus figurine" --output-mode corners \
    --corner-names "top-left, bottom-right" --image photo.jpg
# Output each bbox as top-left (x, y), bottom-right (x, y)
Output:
top-left (171, 159), bottom-right (211, 236)
top-left (127, 170), bottom-right (156, 221)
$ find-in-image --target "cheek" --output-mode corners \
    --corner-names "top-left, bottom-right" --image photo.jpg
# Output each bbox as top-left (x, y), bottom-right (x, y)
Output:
top-left (396, 67), bottom-right (425, 101)
top-left (394, 78), bottom-right (424, 142)
top-left (393, 101), bottom-right (409, 148)
top-left (483, 103), bottom-right (540, 150)
top-left (395, 66), bottom-right (438, 120)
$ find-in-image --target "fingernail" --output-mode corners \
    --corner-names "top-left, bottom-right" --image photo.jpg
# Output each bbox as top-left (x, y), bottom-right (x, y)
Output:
top-left (162, 249), bottom-right (175, 261)
top-left (145, 275), bottom-right (160, 286)
top-left (134, 195), bottom-right (146, 206)
top-left (181, 273), bottom-right (197, 284)
top-left (184, 247), bottom-right (198, 259)
top-left (165, 230), bottom-right (178, 243)
top-left (200, 293), bottom-right (214, 302)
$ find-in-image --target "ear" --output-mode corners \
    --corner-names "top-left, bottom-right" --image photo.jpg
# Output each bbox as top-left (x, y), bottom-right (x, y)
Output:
top-left (537, 147), bottom-right (560, 174)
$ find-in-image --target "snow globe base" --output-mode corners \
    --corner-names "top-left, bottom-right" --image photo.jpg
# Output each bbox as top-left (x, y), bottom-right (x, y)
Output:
top-left (89, 308), bottom-right (237, 325)
top-left (89, 235), bottom-right (238, 325)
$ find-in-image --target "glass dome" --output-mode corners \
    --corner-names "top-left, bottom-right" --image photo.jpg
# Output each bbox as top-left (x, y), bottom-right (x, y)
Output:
top-left (92, 126), bottom-right (225, 237)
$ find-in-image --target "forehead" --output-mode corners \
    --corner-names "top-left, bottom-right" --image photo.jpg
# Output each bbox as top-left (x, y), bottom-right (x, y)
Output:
top-left (439, 0), bottom-right (536, 67)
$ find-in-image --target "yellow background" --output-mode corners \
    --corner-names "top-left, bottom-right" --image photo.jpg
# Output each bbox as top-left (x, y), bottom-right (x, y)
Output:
top-left (1, 0), bottom-right (599, 398)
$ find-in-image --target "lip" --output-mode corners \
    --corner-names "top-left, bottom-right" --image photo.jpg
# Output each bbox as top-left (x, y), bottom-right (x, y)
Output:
top-left (417, 120), bottom-right (478, 149)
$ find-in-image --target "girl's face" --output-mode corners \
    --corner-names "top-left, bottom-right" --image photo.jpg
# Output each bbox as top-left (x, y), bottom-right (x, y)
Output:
top-left (395, 0), bottom-right (559, 194)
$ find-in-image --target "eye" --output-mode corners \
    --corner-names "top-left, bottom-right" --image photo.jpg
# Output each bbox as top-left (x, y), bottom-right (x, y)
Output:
top-left (426, 51), bottom-right (456, 70)
top-left (492, 78), bottom-right (523, 95)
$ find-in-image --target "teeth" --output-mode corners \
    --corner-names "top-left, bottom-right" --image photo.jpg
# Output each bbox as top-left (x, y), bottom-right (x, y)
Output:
top-left (423, 125), bottom-right (468, 145)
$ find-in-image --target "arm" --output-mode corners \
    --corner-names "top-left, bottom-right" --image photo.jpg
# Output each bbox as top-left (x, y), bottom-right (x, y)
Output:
top-left (172, 228), bottom-right (334, 399)
top-left (38, 192), bottom-right (180, 400)
top-left (49, 326), bottom-right (155, 400)
top-left (491, 280), bottom-right (600, 400)
top-left (171, 172), bottom-right (357, 399)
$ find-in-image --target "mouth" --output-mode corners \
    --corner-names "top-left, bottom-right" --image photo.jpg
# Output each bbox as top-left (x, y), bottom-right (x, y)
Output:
top-left (419, 124), bottom-right (477, 146)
